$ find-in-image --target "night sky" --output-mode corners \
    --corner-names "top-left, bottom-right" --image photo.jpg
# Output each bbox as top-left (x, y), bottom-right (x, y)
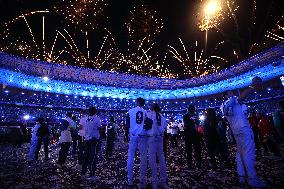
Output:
top-left (0, 0), bottom-right (283, 78)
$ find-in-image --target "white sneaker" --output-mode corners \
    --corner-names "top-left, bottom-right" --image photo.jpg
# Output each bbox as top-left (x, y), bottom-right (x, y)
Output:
top-left (248, 178), bottom-right (267, 188)
top-left (160, 182), bottom-right (170, 189)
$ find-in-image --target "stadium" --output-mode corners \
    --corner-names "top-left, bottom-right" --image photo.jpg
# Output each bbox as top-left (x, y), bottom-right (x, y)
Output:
top-left (0, 1), bottom-right (283, 189)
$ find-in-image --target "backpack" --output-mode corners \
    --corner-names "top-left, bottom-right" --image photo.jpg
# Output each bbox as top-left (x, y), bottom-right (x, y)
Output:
top-left (144, 117), bottom-right (153, 130)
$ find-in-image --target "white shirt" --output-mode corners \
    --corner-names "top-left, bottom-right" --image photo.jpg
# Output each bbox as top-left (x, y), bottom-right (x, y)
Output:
top-left (221, 96), bottom-right (251, 134)
top-left (178, 122), bottom-right (184, 132)
top-left (80, 115), bottom-right (101, 140)
top-left (58, 126), bottom-right (72, 143)
top-left (31, 123), bottom-right (40, 141)
top-left (78, 116), bottom-right (86, 137)
top-left (128, 106), bottom-right (147, 136)
top-left (170, 121), bottom-right (179, 135)
top-left (66, 117), bottom-right (76, 130)
top-left (146, 111), bottom-right (167, 136)
top-left (166, 123), bottom-right (172, 134)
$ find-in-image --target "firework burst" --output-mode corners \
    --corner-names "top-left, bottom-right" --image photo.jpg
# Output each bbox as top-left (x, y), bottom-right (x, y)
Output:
top-left (265, 15), bottom-right (284, 42)
top-left (126, 5), bottom-right (164, 46)
top-left (197, 0), bottom-right (239, 32)
top-left (53, 0), bottom-right (108, 32)
top-left (168, 38), bottom-right (226, 78)
top-left (0, 10), bottom-right (84, 66)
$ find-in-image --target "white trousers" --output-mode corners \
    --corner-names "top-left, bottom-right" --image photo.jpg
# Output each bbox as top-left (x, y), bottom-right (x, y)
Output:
top-left (156, 136), bottom-right (167, 183)
top-left (148, 137), bottom-right (158, 184)
top-left (127, 135), bottom-right (147, 184)
top-left (148, 135), bottom-right (167, 184)
top-left (234, 127), bottom-right (257, 179)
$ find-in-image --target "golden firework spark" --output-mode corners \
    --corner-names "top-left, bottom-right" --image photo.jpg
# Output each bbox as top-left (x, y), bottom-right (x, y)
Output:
top-left (197, 0), bottom-right (239, 32)
top-left (168, 39), bottom-right (225, 77)
top-left (1, 10), bottom-right (83, 65)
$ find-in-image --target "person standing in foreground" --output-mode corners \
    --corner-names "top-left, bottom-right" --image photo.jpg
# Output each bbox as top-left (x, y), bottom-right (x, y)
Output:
top-left (35, 118), bottom-right (50, 160)
top-left (183, 105), bottom-right (202, 169)
top-left (147, 103), bottom-right (169, 189)
top-left (65, 112), bottom-right (77, 154)
top-left (78, 110), bottom-right (87, 166)
top-left (126, 97), bottom-right (148, 188)
top-left (57, 119), bottom-right (72, 166)
top-left (29, 118), bottom-right (41, 160)
top-left (80, 107), bottom-right (102, 181)
top-left (105, 116), bottom-right (118, 159)
top-left (221, 81), bottom-right (267, 188)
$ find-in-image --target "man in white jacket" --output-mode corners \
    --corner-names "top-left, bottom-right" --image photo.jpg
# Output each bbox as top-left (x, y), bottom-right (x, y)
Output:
top-left (221, 85), bottom-right (267, 188)
top-left (126, 97), bottom-right (148, 188)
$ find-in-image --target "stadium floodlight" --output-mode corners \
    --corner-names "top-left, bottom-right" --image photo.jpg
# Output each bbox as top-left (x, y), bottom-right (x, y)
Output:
top-left (23, 115), bottom-right (30, 120)
top-left (42, 76), bottom-right (49, 81)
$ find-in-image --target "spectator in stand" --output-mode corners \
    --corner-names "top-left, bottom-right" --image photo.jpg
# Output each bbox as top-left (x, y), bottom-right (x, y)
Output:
top-left (35, 117), bottom-right (50, 160)
top-left (258, 113), bottom-right (281, 158)
top-left (57, 119), bottom-right (72, 167)
top-left (183, 105), bottom-right (202, 169)
top-left (105, 116), bottom-right (117, 159)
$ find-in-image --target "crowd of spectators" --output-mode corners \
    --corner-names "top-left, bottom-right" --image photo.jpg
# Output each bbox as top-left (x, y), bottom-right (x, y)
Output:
top-left (1, 42), bottom-right (283, 90)
top-left (0, 86), bottom-right (283, 124)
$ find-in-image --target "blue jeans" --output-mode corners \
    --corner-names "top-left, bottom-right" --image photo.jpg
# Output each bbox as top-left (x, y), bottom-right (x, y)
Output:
top-left (35, 136), bottom-right (49, 160)
top-left (82, 138), bottom-right (98, 176)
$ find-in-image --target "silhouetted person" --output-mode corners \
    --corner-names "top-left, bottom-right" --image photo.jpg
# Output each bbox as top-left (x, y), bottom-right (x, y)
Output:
top-left (183, 105), bottom-right (202, 169)
top-left (35, 118), bottom-right (49, 160)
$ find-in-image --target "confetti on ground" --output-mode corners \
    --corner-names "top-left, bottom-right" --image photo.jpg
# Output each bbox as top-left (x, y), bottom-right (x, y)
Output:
top-left (0, 136), bottom-right (284, 189)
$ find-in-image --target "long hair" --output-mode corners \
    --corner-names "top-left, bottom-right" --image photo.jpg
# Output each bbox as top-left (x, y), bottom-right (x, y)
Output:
top-left (151, 103), bottom-right (162, 125)
top-left (136, 97), bottom-right (145, 107)
top-left (151, 103), bottom-right (161, 112)
top-left (205, 108), bottom-right (218, 127)
top-left (187, 105), bottom-right (195, 114)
